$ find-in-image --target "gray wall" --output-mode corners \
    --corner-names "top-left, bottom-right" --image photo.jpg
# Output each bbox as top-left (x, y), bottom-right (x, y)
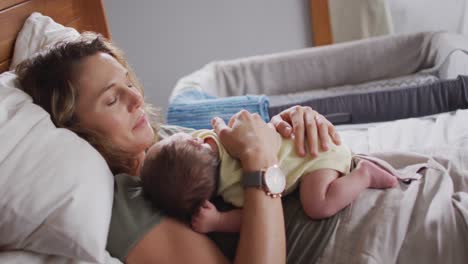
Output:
top-left (103, 0), bottom-right (312, 117)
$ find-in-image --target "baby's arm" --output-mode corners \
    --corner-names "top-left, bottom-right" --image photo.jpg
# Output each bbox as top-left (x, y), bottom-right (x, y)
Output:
top-left (301, 161), bottom-right (397, 219)
top-left (191, 200), bottom-right (242, 233)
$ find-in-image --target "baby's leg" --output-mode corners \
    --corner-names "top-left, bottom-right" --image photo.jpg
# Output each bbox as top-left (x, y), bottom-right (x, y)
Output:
top-left (300, 160), bottom-right (397, 219)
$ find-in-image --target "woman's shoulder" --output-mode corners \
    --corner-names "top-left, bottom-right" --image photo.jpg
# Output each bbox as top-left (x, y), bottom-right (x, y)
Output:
top-left (110, 173), bottom-right (228, 263)
top-left (107, 173), bottom-right (165, 261)
top-left (111, 173), bottom-right (162, 219)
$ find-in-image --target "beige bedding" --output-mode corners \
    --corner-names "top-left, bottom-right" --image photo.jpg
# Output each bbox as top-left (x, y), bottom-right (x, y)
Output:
top-left (318, 149), bottom-right (468, 263)
top-left (316, 110), bottom-right (468, 263)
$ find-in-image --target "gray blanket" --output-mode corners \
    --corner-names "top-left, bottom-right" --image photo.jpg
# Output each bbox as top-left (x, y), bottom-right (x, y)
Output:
top-left (318, 149), bottom-right (468, 263)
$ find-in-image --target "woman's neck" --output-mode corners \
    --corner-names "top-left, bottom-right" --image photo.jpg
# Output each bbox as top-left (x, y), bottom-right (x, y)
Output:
top-left (133, 151), bottom-right (146, 176)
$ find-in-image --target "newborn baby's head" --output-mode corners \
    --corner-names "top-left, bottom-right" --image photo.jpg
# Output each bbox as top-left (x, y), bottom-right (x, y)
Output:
top-left (141, 132), bottom-right (220, 220)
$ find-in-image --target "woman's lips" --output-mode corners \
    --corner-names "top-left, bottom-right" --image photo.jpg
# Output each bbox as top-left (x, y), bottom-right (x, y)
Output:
top-left (133, 114), bottom-right (147, 130)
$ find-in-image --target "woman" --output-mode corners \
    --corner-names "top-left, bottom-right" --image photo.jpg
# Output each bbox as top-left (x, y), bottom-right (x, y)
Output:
top-left (16, 33), bottom-right (341, 263)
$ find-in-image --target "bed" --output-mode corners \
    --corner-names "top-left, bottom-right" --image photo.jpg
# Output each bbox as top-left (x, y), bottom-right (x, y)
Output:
top-left (169, 27), bottom-right (468, 263)
top-left (1, 1), bottom-right (468, 264)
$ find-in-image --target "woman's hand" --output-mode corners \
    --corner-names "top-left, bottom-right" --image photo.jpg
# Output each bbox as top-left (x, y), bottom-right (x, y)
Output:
top-left (211, 110), bottom-right (281, 171)
top-left (270, 106), bottom-right (341, 157)
top-left (212, 110), bottom-right (286, 264)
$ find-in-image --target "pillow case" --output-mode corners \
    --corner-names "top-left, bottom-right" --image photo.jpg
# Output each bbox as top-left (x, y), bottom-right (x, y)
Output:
top-left (0, 13), bottom-right (115, 263)
top-left (10, 12), bottom-right (80, 70)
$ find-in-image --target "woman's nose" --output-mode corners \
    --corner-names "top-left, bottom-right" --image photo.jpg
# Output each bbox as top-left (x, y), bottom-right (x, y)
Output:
top-left (128, 88), bottom-right (143, 112)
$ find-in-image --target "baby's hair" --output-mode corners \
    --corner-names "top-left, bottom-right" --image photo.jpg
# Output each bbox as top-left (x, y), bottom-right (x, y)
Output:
top-left (141, 137), bottom-right (220, 221)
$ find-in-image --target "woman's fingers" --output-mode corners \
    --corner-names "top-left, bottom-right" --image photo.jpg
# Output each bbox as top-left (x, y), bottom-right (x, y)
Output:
top-left (219, 110), bottom-right (281, 168)
top-left (267, 123), bottom-right (276, 131)
top-left (270, 114), bottom-right (293, 138)
top-left (270, 105), bottom-right (341, 156)
top-left (304, 109), bottom-right (318, 157)
top-left (228, 115), bottom-right (236, 127)
top-left (273, 120), bottom-right (293, 137)
top-left (328, 122), bottom-right (342, 145)
top-left (212, 117), bottom-right (231, 138)
top-left (315, 114), bottom-right (330, 152)
top-left (290, 106), bottom-right (306, 156)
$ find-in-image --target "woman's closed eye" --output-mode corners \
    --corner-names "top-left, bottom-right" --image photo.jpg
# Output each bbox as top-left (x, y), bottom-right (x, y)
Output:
top-left (107, 95), bottom-right (119, 106)
top-left (106, 81), bottom-right (134, 106)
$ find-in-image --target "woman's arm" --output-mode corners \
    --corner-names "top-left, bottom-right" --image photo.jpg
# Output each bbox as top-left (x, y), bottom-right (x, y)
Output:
top-left (217, 209), bottom-right (242, 233)
top-left (126, 110), bottom-right (284, 264)
top-left (212, 111), bottom-right (285, 264)
top-left (270, 106), bottom-right (341, 157)
top-left (126, 218), bottom-right (229, 264)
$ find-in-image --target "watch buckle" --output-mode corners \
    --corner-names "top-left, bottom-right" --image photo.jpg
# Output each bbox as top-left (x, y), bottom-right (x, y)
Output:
top-left (266, 192), bottom-right (283, 198)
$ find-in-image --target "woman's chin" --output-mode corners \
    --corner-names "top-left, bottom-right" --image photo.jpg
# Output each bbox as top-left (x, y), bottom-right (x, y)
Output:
top-left (134, 125), bottom-right (155, 148)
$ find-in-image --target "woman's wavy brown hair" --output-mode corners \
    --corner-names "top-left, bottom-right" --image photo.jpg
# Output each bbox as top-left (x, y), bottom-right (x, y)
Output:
top-left (16, 32), bottom-right (160, 175)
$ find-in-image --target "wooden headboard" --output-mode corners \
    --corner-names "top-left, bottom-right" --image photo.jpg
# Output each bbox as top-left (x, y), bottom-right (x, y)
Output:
top-left (310, 0), bottom-right (332, 46)
top-left (0, 0), bottom-right (110, 73)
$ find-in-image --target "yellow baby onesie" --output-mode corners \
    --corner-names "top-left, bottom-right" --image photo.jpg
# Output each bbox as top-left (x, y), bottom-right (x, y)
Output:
top-left (191, 129), bottom-right (352, 207)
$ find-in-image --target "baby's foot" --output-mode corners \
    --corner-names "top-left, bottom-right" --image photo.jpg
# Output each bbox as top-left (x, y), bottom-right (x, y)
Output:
top-left (355, 160), bottom-right (398, 189)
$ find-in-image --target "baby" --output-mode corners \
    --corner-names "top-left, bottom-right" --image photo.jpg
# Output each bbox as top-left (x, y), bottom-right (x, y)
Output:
top-left (140, 130), bottom-right (397, 233)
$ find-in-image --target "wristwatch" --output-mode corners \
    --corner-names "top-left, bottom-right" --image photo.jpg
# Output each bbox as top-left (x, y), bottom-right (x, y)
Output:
top-left (242, 164), bottom-right (286, 198)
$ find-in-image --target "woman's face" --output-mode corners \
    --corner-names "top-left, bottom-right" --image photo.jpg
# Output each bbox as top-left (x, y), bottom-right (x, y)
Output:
top-left (73, 52), bottom-right (154, 155)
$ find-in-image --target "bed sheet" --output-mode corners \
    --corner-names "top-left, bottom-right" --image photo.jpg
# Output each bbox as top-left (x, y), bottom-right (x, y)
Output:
top-left (337, 109), bottom-right (468, 154)
top-left (0, 250), bottom-right (122, 264)
top-left (318, 109), bottom-right (468, 263)
top-left (318, 149), bottom-right (468, 263)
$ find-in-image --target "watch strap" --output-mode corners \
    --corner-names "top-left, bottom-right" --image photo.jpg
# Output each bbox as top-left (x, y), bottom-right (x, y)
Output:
top-left (242, 171), bottom-right (263, 188)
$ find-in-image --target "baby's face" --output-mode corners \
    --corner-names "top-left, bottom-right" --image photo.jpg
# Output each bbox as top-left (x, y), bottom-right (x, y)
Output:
top-left (146, 132), bottom-right (216, 161)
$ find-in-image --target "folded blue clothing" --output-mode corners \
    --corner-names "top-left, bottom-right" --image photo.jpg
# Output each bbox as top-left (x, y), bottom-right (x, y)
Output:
top-left (167, 89), bottom-right (270, 129)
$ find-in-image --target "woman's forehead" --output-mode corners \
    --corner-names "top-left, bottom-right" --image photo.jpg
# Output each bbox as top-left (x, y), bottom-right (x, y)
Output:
top-left (75, 52), bottom-right (126, 96)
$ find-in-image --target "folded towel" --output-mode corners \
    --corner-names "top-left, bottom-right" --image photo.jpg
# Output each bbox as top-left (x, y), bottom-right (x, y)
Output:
top-left (167, 89), bottom-right (270, 129)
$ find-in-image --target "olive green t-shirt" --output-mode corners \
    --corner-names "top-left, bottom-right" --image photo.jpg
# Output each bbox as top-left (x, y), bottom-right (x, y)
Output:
top-left (106, 125), bottom-right (339, 263)
top-left (106, 125), bottom-right (194, 261)
top-left (106, 173), bottom-right (162, 261)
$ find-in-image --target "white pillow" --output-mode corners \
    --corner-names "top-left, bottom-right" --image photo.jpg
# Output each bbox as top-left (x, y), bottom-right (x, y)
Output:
top-left (0, 13), bottom-right (115, 263)
top-left (10, 12), bottom-right (80, 70)
top-left (0, 248), bottom-right (122, 264)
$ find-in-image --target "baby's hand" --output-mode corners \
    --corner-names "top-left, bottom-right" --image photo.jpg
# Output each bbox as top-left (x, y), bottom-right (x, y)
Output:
top-left (191, 200), bottom-right (221, 233)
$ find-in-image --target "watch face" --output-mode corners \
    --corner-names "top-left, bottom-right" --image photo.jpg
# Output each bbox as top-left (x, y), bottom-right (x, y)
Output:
top-left (264, 164), bottom-right (286, 194)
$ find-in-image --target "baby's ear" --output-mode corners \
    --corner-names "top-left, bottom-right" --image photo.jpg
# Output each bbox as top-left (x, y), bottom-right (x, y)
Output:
top-left (202, 200), bottom-right (216, 209)
top-left (200, 200), bottom-right (210, 208)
